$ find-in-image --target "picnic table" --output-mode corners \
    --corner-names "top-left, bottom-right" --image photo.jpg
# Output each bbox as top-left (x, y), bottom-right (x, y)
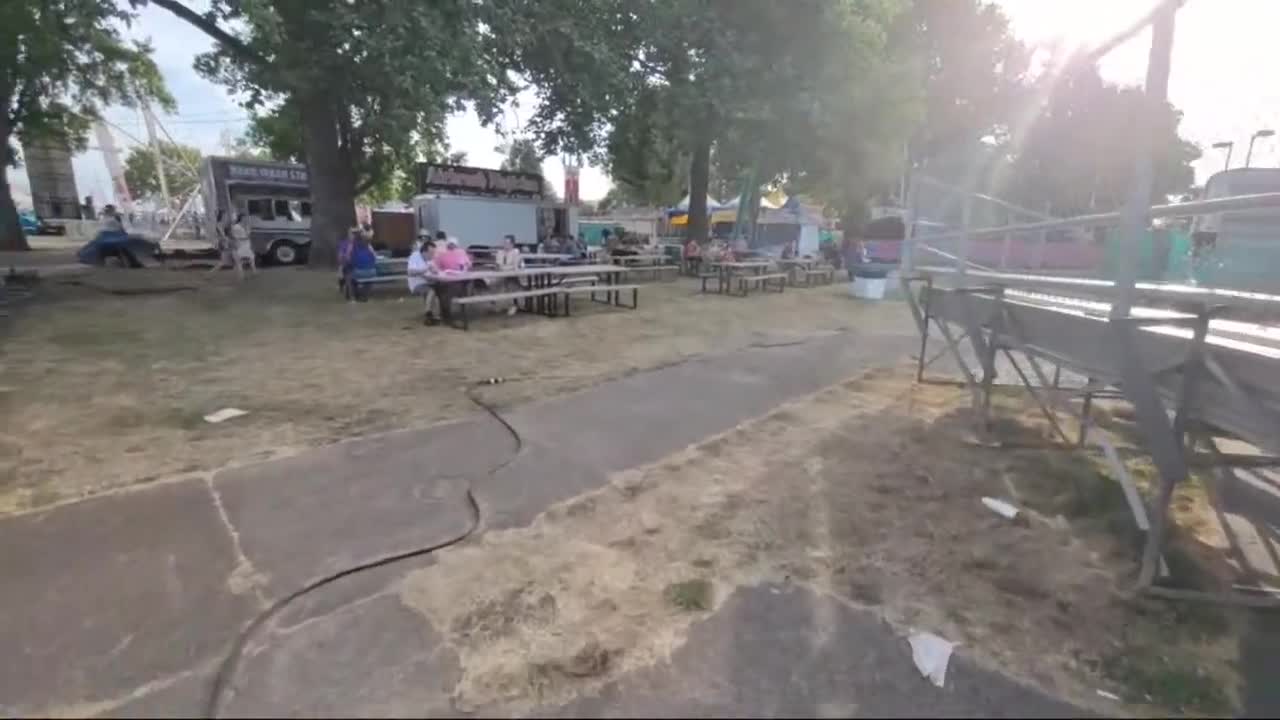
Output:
top-left (775, 257), bottom-right (833, 285)
top-left (611, 253), bottom-right (666, 266)
top-left (426, 263), bottom-right (634, 329)
top-left (522, 253), bottom-right (576, 266)
top-left (702, 260), bottom-right (771, 295)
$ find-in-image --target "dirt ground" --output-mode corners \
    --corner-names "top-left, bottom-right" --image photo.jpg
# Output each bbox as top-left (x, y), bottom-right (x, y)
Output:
top-left (0, 265), bottom-right (910, 515)
top-left (401, 367), bottom-right (1245, 717)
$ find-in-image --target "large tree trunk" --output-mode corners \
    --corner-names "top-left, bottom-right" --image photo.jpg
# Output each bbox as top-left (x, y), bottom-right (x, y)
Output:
top-left (0, 152), bottom-right (31, 252)
top-left (687, 128), bottom-right (713, 244)
top-left (300, 90), bottom-right (357, 267)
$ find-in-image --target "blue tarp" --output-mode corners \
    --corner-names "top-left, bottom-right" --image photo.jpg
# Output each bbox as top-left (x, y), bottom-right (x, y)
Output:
top-left (77, 230), bottom-right (160, 267)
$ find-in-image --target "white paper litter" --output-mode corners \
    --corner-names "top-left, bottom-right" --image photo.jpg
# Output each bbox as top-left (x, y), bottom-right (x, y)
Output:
top-left (908, 632), bottom-right (955, 688)
top-left (203, 407), bottom-right (249, 424)
top-left (1096, 689), bottom-right (1121, 701)
top-left (981, 496), bottom-right (1020, 521)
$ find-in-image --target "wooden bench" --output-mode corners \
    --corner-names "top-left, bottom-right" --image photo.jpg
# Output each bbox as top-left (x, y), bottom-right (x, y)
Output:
top-left (798, 267), bottom-right (835, 286)
top-left (560, 283), bottom-right (642, 313)
top-left (699, 271), bottom-right (723, 294)
top-left (341, 273), bottom-right (406, 300)
top-left (736, 273), bottom-right (787, 296)
top-left (450, 287), bottom-right (562, 330)
top-left (630, 264), bottom-right (680, 282)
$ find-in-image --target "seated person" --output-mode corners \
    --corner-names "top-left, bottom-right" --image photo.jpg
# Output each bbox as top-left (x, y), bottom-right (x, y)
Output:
top-left (345, 231), bottom-right (379, 302)
top-left (435, 238), bottom-right (472, 272)
top-left (407, 240), bottom-right (441, 325)
top-left (430, 238), bottom-right (472, 319)
top-left (683, 237), bottom-right (702, 275)
top-left (541, 235), bottom-right (562, 255)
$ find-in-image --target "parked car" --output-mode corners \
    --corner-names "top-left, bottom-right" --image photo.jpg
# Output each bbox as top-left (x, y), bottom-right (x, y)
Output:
top-left (19, 209), bottom-right (66, 236)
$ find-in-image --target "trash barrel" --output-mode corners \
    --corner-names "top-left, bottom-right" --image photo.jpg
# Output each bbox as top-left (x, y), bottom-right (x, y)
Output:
top-left (850, 266), bottom-right (889, 300)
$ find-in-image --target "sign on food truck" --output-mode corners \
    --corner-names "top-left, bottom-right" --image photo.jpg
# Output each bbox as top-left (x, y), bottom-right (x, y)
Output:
top-left (415, 163), bottom-right (543, 199)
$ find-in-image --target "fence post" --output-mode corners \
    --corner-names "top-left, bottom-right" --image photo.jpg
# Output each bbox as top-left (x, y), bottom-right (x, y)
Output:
top-left (956, 194), bottom-right (972, 279)
top-left (999, 206), bottom-right (1011, 270)
top-left (901, 176), bottom-right (918, 276)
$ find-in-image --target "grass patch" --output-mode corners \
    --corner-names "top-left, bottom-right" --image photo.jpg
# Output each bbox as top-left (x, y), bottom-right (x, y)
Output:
top-left (664, 579), bottom-right (713, 611)
top-left (1100, 648), bottom-right (1231, 715)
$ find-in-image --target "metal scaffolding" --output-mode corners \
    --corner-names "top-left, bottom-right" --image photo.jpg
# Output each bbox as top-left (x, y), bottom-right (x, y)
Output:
top-left (899, 0), bottom-right (1280, 607)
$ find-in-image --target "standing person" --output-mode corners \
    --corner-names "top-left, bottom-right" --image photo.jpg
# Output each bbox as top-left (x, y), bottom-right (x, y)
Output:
top-left (408, 239), bottom-right (442, 325)
top-left (842, 235), bottom-right (866, 281)
top-left (207, 211), bottom-right (235, 276)
top-left (229, 214), bottom-right (256, 279)
top-left (336, 226), bottom-right (359, 293)
top-left (494, 234), bottom-right (524, 316)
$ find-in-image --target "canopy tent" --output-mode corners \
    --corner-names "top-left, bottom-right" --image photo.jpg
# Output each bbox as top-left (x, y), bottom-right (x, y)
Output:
top-left (710, 194), bottom-right (782, 224)
top-left (666, 194), bottom-right (724, 223)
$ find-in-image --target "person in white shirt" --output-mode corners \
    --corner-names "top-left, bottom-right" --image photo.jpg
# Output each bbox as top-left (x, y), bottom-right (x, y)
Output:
top-left (407, 240), bottom-right (441, 325)
top-left (494, 234), bottom-right (524, 316)
top-left (230, 214), bottom-right (256, 278)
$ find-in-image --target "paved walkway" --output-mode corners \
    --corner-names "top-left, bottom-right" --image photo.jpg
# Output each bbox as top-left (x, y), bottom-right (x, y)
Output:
top-left (2, 327), bottom-right (1090, 717)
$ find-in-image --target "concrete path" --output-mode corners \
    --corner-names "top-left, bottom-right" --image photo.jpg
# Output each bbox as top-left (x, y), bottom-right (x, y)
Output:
top-left (2, 325), bottom-right (1092, 717)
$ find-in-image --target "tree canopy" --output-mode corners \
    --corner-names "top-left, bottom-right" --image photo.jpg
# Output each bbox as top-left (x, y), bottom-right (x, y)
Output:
top-left (123, 140), bottom-right (202, 200)
top-left (1, 0), bottom-right (170, 250)
top-left (153, 0), bottom-right (511, 262)
top-left (505, 0), bottom-right (918, 241)
top-left (1002, 64), bottom-right (1200, 215)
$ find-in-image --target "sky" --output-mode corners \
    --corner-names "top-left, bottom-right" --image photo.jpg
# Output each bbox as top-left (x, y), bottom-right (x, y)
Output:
top-left (11, 0), bottom-right (1278, 209)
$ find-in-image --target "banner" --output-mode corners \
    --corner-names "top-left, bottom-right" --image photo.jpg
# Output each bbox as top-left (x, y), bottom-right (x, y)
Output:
top-left (415, 163), bottom-right (543, 199)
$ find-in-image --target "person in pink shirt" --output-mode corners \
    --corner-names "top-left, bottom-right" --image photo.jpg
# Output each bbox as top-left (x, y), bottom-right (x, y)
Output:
top-left (430, 237), bottom-right (472, 323)
top-left (434, 238), bottom-right (472, 272)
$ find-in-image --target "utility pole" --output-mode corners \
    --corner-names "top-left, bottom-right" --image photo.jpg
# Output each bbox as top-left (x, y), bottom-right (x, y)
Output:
top-left (1111, 4), bottom-right (1175, 321)
top-left (142, 102), bottom-right (171, 212)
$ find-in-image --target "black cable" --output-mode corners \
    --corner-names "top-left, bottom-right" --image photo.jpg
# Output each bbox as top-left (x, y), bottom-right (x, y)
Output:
top-left (203, 380), bottom-right (523, 717)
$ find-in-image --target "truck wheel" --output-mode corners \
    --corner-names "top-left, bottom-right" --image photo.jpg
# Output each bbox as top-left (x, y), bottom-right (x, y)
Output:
top-left (269, 240), bottom-right (301, 265)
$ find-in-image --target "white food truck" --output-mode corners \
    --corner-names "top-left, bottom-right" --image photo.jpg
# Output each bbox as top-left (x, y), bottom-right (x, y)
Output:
top-left (199, 156), bottom-right (312, 264)
top-left (410, 163), bottom-right (576, 251)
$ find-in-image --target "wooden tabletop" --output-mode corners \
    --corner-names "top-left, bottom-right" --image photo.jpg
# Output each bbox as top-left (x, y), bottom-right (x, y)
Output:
top-left (425, 264), bottom-right (626, 283)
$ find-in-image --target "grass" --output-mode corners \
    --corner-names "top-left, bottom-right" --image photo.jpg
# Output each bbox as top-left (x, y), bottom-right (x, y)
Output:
top-left (664, 579), bottom-right (713, 611)
top-left (1100, 648), bottom-right (1232, 715)
top-left (0, 266), bottom-right (915, 515)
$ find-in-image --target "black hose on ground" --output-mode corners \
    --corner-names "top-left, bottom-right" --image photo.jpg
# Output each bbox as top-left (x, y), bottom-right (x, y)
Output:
top-left (203, 380), bottom-right (522, 717)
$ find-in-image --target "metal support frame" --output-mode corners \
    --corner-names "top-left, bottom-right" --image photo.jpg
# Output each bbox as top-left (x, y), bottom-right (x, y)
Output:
top-left (897, 0), bottom-right (1280, 608)
top-left (919, 283), bottom-right (1278, 607)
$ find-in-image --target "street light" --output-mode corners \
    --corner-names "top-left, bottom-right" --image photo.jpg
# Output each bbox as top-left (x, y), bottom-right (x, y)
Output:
top-left (1245, 129), bottom-right (1275, 168)
top-left (1212, 141), bottom-right (1234, 171)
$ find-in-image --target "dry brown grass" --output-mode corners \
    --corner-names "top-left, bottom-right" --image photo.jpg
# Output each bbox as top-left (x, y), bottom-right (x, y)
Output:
top-left (399, 368), bottom-right (1243, 716)
top-left (0, 266), bottom-right (911, 514)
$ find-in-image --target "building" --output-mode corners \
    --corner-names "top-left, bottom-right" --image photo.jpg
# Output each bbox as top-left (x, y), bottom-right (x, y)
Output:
top-left (23, 138), bottom-right (82, 219)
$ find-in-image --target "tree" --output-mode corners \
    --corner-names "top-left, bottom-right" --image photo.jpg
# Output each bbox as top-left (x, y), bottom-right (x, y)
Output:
top-left (2, 0), bottom-right (170, 250)
top-left (123, 140), bottom-right (202, 199)
top-left (498, 137), bottom-right (557, 199)
top-left (508, 0), bottom-right (917, 242)
top-left (890, 0), bottom-right (1030, 184)
top-left (1002, 65), bottom-right (1200, 215)
top-left (600, 84), bottom-right (688, 209)
top-left (151, 0), bottom-right (511, 264)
